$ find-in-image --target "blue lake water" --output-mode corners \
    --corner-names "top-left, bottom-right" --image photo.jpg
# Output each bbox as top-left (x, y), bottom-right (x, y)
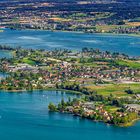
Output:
top-left (0, 50), bottom-right (11, 58)
top-left (0, 29), bottom-right (140, 139)
top-left (0, 90), bottom-right (140, 140)
top-left (0, 29), bottom-right (140, 56)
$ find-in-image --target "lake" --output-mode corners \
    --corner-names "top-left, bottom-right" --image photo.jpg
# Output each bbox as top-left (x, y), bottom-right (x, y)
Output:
top-left (0, 29), bottom-right (140, 139)
top-left (0, 29), bottom-right (140, 56)
top-left (0, 90), bottom-right (140, 140)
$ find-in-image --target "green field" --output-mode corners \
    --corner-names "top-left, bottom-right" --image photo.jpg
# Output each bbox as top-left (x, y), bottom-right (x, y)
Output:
top-left (116, 60), bottom-right (140, 69)
top-left (84, 83), bottom-right (140, 96)
top-left (22, 58), bottom-right (36, 65)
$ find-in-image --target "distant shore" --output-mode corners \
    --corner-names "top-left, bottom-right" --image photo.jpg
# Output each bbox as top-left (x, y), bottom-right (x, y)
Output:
top-left (5, 27), bottom-right (140, 38)
top-left (0, 88), bottom-right (82, 95)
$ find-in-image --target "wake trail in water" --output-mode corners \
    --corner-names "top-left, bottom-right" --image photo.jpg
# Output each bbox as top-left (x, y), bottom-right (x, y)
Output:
top-left (18, 36), bottom-right (42, 41)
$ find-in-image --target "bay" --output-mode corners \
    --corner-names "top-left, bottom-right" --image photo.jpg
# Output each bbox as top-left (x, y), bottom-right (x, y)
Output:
top-left (0, 90), bottom-right (140, 140)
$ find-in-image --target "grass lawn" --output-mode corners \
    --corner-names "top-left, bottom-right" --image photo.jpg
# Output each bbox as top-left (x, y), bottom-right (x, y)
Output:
top-left (76, 62), bottom-right (98, 67)
top-left (104, 105), bottom-right (120, 113)
top-left (116, 60), bottom-right (140, 69)
top-left (95, 24), bottom-right (134, 32)
top-left (84, 83), bottom-right (140, 97)
top-left (22, 58), bottom-right (36, 65)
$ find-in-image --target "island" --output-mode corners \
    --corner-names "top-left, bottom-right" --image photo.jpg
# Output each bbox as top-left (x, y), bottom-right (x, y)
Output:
top-left (0, 45), bottom-right (140, 127)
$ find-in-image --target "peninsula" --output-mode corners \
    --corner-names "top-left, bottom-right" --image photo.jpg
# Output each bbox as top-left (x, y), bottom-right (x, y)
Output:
top-left (1, 45), bottom-right (140, 127)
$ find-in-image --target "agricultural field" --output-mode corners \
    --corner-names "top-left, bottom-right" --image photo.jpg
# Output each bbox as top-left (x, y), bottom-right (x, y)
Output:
top-left (84, 83), bottom-right (140, 97)
top-left (116, 60), bottom-right (140, 69)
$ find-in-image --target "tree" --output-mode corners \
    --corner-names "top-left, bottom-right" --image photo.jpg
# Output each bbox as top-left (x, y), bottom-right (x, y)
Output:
top-left (48, 103), bottom-right (57, 111)
top-left (112, 99), bottom-right (122, 107)
top-left (125, 89), bottom-right (134, 94)
top-left (61, 98), bottom-right (65, 106)
top-left (67, 97), bottom-right (72, 105)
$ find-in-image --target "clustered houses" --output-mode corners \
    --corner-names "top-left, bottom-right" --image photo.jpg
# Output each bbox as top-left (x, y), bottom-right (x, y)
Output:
top-left (3, 61), bottom-right (140, 85)
top-left (49, 93), bottom-right (140, 126)
top-left (65, 101), bottom-right (126, 122)
top-left (111, 26), bottom-right (140, 34)
top-left (124, 104), bottom-right (140, 115)
top-left (8, 64), bottom-right (38, 73)
top-left (1, 47), bottom-right (140, 89)
top-left (0, 46), bottom-right (140, 92)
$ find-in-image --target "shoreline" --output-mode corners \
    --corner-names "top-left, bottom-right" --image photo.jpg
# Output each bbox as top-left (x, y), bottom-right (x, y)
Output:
top-left (1, 87), bottom-right (139, 128)
top-left (54, 110), bottom-right (140, 127)
top-left (1, 88), bottom-right (139, 127)
top-left (118, 118), bottom-right (140, 127)
top-left (0, 88), bottom-right (82, 95)
top-left (5, 27), bottom-right (140, 38)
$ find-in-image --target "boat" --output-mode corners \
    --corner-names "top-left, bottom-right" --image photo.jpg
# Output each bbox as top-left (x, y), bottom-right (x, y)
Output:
top-left (0, 30), bottom-right (4, 32)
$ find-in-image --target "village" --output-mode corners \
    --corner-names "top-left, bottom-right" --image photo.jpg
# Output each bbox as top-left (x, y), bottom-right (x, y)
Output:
top-left (48, 92), bottom-right (140, 127)
top-left (1, 45), bottom-right (140, 126)
top-left (1, 46), bottom-right (140, 90)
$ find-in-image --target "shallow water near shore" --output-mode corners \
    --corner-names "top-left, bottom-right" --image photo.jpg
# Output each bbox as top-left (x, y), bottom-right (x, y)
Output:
top-left (0, 50), bottom-right (12, 58)
top-left (0, 90), bottom-right (140, 140)
top-left (0, 29), bottom-right (140, 56)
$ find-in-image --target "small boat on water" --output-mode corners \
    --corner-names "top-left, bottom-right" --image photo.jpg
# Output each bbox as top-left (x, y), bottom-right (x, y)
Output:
top-left (0, 26), bottom-right (6, 29)
top-left (0, 26), bottom-right (6, 32)
top-left (0, 30), bottom-right (4, 32)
